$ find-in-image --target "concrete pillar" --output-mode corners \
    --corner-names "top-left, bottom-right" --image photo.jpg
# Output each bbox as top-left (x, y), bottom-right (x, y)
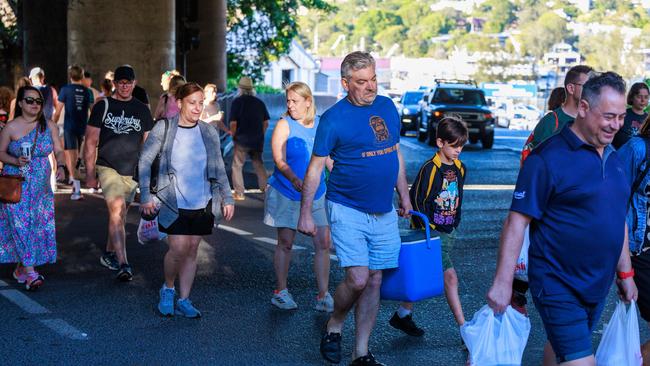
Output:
top-left (185, 0), bottom-right (227, 92)
top-left (67, 0), bottom-right (175, 107)
top-left (23, 0), bottom-right (68, 88)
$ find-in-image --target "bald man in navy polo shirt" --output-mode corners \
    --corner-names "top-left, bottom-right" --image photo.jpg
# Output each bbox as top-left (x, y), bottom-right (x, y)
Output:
top-left (487, 72), bottom-right (638, 366)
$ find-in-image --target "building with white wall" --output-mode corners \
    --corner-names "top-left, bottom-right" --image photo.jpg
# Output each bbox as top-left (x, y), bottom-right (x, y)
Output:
top-left (263, 40), bottom-right (318, 90)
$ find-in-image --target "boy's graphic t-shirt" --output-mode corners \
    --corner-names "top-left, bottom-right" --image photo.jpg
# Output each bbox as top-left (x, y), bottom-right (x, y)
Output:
top-left (433, 163), bottom-right (463, 232)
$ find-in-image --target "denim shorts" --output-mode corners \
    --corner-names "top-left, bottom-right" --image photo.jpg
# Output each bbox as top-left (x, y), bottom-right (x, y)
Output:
top-left (327, 200), bottom-right (400, 270)
top-left (532, 290), bottom-right (606, 363)
top-left (63, 130), bottom-right (84, 150)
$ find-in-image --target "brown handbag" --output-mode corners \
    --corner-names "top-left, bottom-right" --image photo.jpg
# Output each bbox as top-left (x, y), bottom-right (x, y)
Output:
top-left (0, 126), bottom-right (37, 204)
top-left (0, 174), bottom-right (25, 203)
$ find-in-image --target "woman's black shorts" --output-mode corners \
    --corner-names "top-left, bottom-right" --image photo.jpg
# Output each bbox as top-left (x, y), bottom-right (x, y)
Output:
top-left (159, 201), bottom-right (214, 236)
top-left (632, 249), bottom-right (650, 322)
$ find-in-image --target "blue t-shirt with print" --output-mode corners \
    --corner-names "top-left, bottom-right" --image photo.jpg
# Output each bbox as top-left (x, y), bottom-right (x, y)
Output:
top-left (510, 125), bottom-right (630, 303)
top-left (313, 95), bottom-right (400, 213)
top-left (58, 83), bottom-right (94, 135)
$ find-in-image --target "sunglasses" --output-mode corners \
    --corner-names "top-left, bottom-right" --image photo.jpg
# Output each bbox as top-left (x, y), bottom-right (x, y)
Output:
top-left (23, 97), bottom-right (43, 105)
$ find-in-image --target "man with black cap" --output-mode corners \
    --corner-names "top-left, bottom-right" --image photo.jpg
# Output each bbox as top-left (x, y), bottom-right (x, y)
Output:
top-left (84, 65), bottom-right (154, 281)
top-left (229, 76), bottom-right (270, 201)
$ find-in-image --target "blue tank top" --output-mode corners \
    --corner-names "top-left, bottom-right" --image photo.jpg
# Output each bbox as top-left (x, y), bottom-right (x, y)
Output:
top-left (269, 115), bottom-right (326, 201)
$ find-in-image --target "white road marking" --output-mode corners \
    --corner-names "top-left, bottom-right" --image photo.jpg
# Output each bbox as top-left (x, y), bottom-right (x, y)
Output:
top-left (218, 225), bottom-right (253, 236)
top-left (253, 237), bottom-right (307, 250)
top-left (465, 184), bottom-right (515, 190)
top-left (0, 289), bottom-right (50, 314)
top-left (311, 252), bottom-right (339, 262)
top-left (40, 319), bottom-right (89, 340)
top-left (0, 279), bottom-right (8, 287)
top-left (495, 136), bottom-right (529, 141)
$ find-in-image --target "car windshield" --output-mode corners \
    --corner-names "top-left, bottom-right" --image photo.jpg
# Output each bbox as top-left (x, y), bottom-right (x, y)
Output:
top-left (402, 92), bottom-right (424, 105)
top-left (432, 88), bottom-right (486, 105)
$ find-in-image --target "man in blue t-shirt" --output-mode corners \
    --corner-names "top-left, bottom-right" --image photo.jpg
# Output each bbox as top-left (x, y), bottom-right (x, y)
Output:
top-left (487, 72), bottom-right (637, 365)
top-left (298, 51), bottom-right (412, 366)
top-left (53, 65), bottom-right (94, 200)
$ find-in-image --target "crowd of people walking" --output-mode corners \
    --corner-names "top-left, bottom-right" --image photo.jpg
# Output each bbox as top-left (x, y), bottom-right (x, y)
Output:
top-left (2, 51), bottom-right (650, 366)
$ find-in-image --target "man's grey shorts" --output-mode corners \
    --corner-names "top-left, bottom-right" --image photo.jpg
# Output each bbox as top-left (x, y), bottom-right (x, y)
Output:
top-left (327, 200), bottom-right (400, 270)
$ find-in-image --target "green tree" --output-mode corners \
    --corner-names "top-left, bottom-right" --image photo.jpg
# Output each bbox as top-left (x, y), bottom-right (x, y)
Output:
top-left (478, 0), bottom-right (516, 33)
top-left (518, 11), bottom-right (569, 60)
top-left (578, 30), bottom-right (645, 79)
top-left (227, 0), bottom-right (335, 81)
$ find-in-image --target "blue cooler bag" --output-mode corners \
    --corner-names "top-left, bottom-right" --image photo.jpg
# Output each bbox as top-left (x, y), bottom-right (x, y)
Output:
top-left (380, 211), bottom-right (444, 302)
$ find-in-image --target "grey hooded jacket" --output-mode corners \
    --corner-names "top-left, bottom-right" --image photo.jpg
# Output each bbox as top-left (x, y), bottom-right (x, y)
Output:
top-left (138, 116), bottom-right (234, 228)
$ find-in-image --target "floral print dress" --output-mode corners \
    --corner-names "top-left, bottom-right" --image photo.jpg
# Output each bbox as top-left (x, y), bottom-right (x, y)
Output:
top-left (0, 126), bottom-right (56, 266)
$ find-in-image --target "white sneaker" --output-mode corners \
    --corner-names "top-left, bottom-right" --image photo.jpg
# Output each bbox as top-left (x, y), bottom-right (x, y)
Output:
top-left (70, 179), bottom-right (83, 200)
top-left (314, 292), bottom-right (334, 313)
top-left (271, 289), bottom-right (298, 310)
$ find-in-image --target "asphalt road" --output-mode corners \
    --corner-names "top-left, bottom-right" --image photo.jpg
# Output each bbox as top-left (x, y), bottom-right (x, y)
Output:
top-left (0, 127), bottom-right (644, 365)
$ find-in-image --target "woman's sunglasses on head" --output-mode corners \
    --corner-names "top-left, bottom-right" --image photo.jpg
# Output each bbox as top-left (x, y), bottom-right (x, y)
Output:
top-left (23, 97), bottom-right (43, 105)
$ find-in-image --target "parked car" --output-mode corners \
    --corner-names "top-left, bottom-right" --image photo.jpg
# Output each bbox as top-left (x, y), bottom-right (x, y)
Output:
top-left (419, 79), bottom-right (495, 149)
top-left (397, 90), bottom-right (425, 135)
top-left (511, 104), bottom-right (541, 122)
top-left (508, 113), bottom-right (536, 131)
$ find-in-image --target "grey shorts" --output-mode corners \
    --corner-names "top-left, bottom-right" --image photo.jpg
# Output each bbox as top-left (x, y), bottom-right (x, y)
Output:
top-left (263, 185), bottom-right (328, 229)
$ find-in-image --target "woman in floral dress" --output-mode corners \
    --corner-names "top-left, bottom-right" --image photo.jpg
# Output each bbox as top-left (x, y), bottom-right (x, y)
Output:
top-left (0, 86), bottom-right (65, 290)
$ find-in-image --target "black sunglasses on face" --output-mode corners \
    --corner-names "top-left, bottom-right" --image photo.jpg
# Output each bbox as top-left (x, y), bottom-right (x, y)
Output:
top-left (23, 97), bottom-right (43, 105)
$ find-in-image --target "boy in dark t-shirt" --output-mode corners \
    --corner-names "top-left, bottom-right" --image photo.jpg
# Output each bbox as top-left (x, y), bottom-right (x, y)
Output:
top-left (53, 65), bottom-right (94, 200)
top-left (389, 117), bottom-right (468, 338)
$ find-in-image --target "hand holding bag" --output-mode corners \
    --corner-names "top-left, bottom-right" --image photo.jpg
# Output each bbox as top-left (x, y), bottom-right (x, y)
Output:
top-left (461, 305), bottom-right (531, 366)
top-left (595, 300), bottom-right (643, 366)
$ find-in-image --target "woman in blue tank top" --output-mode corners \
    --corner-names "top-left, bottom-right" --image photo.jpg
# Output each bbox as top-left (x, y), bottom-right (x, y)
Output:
top-left (264, 82), bottom-right (333, 311)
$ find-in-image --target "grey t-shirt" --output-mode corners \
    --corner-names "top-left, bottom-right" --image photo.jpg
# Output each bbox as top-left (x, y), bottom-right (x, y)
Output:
top-left (171, 124), bottom-right (211, 209)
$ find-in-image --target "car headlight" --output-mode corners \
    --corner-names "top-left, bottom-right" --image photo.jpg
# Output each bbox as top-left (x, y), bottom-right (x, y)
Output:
top-left (402, 108), bottom-right (410, 115)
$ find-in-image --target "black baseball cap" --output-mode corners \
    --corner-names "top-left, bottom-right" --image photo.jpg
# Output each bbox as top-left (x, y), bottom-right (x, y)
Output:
top-left (114, 65), bottom-right (135, 81)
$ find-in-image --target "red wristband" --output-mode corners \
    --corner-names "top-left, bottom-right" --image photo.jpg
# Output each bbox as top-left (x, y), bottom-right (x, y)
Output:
top-left (617, 269), bottom-right (635, 279)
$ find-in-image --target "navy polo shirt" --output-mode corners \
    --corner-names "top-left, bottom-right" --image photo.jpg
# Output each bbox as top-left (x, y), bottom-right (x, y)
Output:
top-left (511, 124), bottom-right (630, 303)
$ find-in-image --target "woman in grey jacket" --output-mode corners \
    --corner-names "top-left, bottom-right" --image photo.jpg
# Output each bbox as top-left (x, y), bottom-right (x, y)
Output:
top-left (139, 82), bottom-right (235, 318)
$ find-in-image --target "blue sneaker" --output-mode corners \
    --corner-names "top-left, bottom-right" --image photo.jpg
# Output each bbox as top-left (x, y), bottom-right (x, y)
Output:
top-left (158, 287), bottom-right (175, 316)
top-left (175, 298), bottom-right (201, 318)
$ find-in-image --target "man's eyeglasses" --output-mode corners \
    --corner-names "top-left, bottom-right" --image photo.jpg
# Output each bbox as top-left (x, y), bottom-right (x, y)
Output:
top-left (23, 97), bottom-right (43, 105)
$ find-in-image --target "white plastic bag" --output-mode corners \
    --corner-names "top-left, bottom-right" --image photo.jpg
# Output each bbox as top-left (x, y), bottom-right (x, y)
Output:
top-left (595, 300), bottom-right (643, 366)
top-left (513, 225), bottom-right (530, 282)
top-left (137, 217), bottom-right (166, 244)
top-left (461, 305), bottom-right (531, 366)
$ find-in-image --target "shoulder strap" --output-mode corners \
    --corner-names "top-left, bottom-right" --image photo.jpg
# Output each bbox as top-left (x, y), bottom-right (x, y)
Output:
top-left (553, 110), bottom-right (559, 130)
top-left (157, 118), bottom-right (169, 156)
top-left (32, 124), bottom-right (38, 147)
top-left (102, 98), bottom-right (109, 122)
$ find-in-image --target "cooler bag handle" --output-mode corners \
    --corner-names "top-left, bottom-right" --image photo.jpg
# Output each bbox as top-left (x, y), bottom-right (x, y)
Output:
top-left (409, 210), bottom-right (432, 249)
